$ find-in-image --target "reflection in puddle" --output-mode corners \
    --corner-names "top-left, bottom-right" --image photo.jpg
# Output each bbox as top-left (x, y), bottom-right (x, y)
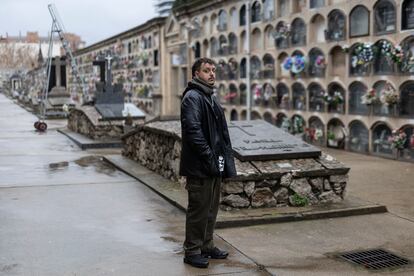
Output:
top-left (74, 156), bottom-right (116, 175)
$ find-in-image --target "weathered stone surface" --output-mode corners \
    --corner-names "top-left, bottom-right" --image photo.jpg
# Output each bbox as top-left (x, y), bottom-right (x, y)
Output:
top-left (222, 194), bottom-right (250, 208)
top-left (290, 178), bottom-right (312, 197)
top-left (233, 159), bottom-right (261, 179)
top-left (222, 182), bottom-right (244, 194)
top-left (243, 181), bottom-right (255, 197)
top-left (324, 179), bottom-right (332, 191)
top-left (280, 173), bottom-right (293, 187)
top-left (251, 188), bottom-right (277, 208)
top-left (255, 180), bottom-right (277, 188)
top-left (274, 187), bottom-right (289, 204)
top-left (309, 177), bottom-right (324, 192)
top-left (316, 153), bottom-right (350, 174)
top-left (330, 174), bottom-right (349, 183)
top-left (318, 191), bottom-right (342, 203)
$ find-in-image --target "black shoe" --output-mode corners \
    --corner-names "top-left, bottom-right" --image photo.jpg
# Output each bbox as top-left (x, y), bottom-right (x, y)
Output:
top-left (183, 254), bottom-right (209, 268)
top-left (201, 247), bottom-right (229, 259)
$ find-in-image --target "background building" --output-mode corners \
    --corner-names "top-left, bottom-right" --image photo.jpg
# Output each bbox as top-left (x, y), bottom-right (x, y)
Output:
top-left (70, 0), bottom-right (414, 162)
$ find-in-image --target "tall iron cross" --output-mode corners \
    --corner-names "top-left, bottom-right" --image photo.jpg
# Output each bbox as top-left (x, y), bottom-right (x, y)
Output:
top-left (105, 54), bottom-right (113, 71)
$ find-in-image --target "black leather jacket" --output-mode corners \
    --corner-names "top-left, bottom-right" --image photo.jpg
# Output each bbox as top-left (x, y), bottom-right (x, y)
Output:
top-left (179, 82), bottom-right (237, 179)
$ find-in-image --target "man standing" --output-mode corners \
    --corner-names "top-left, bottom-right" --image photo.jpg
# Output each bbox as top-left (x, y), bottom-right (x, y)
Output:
top-left (180, 58), bottom-right (237, 268)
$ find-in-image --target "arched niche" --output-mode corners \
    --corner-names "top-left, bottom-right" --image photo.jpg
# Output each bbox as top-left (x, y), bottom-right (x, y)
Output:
top-left (292, 82), bottom-right (306, 111)
top-left (239, 83), bottom-right (247, 105)
top-left (308, 48), bottom-right (326, 78)
top-left (218, 83), bottom-right (226, 104)
top-left (240, 30), bottom-right (247, 53)
top-left (372, 81), bottom-right (397, 116)
top-left (201, 16), bottom-right (209, 36)
top-left (276, 112), bottom-right (288, 129)
top-left (290, 50), bottom-right (306, 78)
top-left (327, 118), bottom-right (346, 149)
top-left (219, 35), bottom-right (229, 55)
top-left (291, 114), bottom-right (306, 135)
top-left (399, 81), bottom-right (414, 117)
top-left (251, 110), bottom-right (262, 120)
top-left (240, 110), bottom-right (247, 120)
top-left (230, 7), bottom-right (238, 29)
top-left (264, 25), bottom-right (275, 49)
top-left (263, 112), bottom-right (273, 124)
top-left (275, 21), bottom-right (290, 49)
top-left (251, 1), bottom-right (262, 23)
top-left (263, 83), bottom-right (276, 108)
top-left (250, 56), bottom-right (262, 79)
top-left (372, 122), bottom-right (393, 156)
top-left (278, 52), bottom-right (289, 78)
top-left (398, 125), bottom-right (414, 161)
top-left (202, 39), bottom-right (209, 57)
top-left (350, 43), bottom-right (371, 76)
top-left (307, 116), bottom-right (325, 146)
top-left (263, 54), bottom-right (275, 79)
top-left (326, 9), bottom-right (346, 41)
top-left (277, 0), bottom-right (289, 17)
top-left (276, 83), bottom-right (290, 109)
top-left (349, 120), bottom-right (369, 153)
top-left (251, 28), bottom-right (262, 51)
top-left (373, 40), bottom-right (395, 75)
top-left (308, 82), bottom-right (325, 112)
top-left (327, 82), bottom-right (346, 114)
top-left (310, 14), bottom-right (326, 43)
top-left (291, 18), bottom-right (307, 46)
top-left (228, 58), bottom-right (238, 80)
top-left (228, 82), bottom-right (239, 105)
top-left (210, 13), bottom-right (218, 34)
top-left (230, 109), bottom-right (238, 121)
top-left (349, 81), bottom-right (369, 115)
top-left (399, 36), bottom-right (414, 74)
top-left (402, 0), bottom-right (414, 30)
top-left (374, 0), bottom-right (396, 35)
top-left (210, 37), bottom-right (219, 57)
top-left (240, 58), bottom-right (247, 79)
top-left (263, 0), bottom-right (275, 21)
top-left (329, 46), bottom-right (346, 77)
top-left (218, 9), bottom-right (228, 32)
top-left (228, 33), bottom-right (238, 55)
top-left (240, 5), bottom-right (246, 26)
top-left (216, 59), bottom-right (226, 81)
top-left (252, 83), bottom-right (263, 106)
top-left (349, 5), bottom-right (370, 37)
top-left (194, 41), bottom-right (201, 59)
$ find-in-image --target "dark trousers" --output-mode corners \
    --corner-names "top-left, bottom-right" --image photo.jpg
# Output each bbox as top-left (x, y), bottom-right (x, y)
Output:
top-left (183, 177), bottom-right (221, 256)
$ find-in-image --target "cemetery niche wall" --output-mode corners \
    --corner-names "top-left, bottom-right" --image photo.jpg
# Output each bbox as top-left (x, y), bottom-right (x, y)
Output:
top-left (123, 120), bottom-right (350, 209)
top-left (68, 54), bottom-right (145, 140)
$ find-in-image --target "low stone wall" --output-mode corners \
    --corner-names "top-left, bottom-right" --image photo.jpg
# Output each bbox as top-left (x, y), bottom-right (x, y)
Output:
top-left (123, 121), bottom-right (350, 209)
top-left (68, 107), bottom-right (128, 140)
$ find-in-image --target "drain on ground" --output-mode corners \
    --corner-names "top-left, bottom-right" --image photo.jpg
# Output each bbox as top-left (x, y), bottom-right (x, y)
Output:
top-left (338, 249), bottom-right (411, 270)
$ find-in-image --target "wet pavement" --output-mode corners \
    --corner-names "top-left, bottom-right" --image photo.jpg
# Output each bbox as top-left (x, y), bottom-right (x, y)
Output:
top-left (1, 93), bottom-right (414, 275)
top-left (0, 95), bottom-right (264, 276)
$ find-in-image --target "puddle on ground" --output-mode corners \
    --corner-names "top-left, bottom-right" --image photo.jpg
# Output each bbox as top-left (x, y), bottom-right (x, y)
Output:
top-left (73, 156), bottom-right (116, 175)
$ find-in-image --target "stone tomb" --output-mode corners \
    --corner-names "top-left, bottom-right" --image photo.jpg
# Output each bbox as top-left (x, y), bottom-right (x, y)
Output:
top-left (123, 120), bottom-right (350, 209)
top-left (68, 54), bottom-right (145, 141)
top-left (228, 120), bottom-right (321, 161)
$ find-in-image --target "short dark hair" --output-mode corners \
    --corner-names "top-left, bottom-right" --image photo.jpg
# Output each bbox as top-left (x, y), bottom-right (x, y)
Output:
top-left (191, 58), bottom-right (216, 78)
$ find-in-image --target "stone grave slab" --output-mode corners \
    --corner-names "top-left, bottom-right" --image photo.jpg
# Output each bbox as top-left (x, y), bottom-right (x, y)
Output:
top-left (228, 120), bottom-right (321, 161)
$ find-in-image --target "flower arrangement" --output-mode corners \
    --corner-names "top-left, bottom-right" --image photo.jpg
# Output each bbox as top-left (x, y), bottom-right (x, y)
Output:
top-left (324, 91), bottom-right (344, 105)
top-left (380, 82), bottom-right (399, 106)
top-left (305, 128), bottom-right (323, 142)
top-left (351, 43), bottom-right (374, 68)
top-left (314, 55), bottom-right (326, 68)
top-left (390, 45), bottom-right (404, 65)
top-left (361, 88), bottom-right (379, 105)
top-left (388, 129), bottom-right (407, 149)
top-left (291, 116), bottom-right (304, 134)
top-left (283, 57), bottom-right (293, 70)
top-left (342, 44), bottom-right (350, 53)
top-left (291, 55), bottom-right (306, 74)
top-left (327, 131), bottom-right (336, 141)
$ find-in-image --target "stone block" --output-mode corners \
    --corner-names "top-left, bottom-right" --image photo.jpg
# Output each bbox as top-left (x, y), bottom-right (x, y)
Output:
top-left (222, 181), bottom-right (244, 194)
top-left (222, 194), bottom-right (250, 208)
top-left (309, 177), bottom-right (324, 192)
top-left (243, 181), bottom-right (255, 197)
top-left (280, 173), bottom-right (292, 187)
top-left (330, 174), bottom-right (349, 183)
top-left (274, 187), bottom-right (289, 204)
top-left (251, 188), bottom-right (277, 208)
top-left (290, 178), bottom-right (312, 197)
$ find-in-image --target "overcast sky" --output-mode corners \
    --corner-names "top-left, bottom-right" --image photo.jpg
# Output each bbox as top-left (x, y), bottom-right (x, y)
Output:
top-left (0, 0), bottom-right (158, 45)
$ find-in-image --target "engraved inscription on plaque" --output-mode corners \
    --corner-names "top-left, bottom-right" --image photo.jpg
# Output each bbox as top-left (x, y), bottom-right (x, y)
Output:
top-left (228, 120), bottom-right (321, 161)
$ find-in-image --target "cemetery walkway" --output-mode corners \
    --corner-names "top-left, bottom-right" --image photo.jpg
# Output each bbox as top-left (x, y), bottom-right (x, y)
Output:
top-left (1, 93), bottom-right (414, 275)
